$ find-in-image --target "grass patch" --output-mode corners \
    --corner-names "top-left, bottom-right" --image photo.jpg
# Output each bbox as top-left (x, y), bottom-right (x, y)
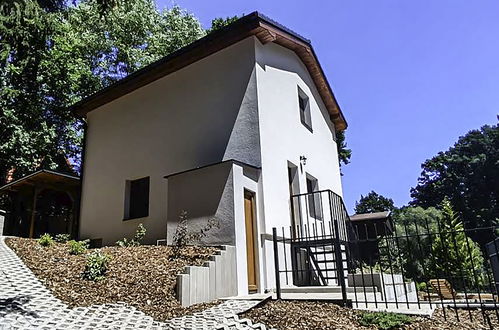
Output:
top-left (359, 311), bottom-right (413, 329)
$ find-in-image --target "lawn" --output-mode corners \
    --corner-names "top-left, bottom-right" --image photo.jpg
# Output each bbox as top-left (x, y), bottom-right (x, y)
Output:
top-left (6, 237), bottom-right (218, 321)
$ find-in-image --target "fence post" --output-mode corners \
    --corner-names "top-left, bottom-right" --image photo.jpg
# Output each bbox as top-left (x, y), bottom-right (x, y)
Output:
top-left (332, 218), bottom-right (348, 306)
top-left (273, 227), bottom-right (281, 300)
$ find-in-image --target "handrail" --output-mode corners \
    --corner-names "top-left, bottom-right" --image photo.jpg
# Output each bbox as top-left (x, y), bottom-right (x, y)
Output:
top-left (291, 189), bottom-right (340, 198)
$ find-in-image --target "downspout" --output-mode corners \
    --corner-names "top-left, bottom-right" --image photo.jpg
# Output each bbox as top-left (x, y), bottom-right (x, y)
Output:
top-left (76, 118), bottom-right (88, 240)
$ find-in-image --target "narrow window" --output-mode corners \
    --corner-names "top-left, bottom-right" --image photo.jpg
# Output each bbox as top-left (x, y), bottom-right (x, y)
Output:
top-left (288, 162), bottom-right (301, 231)
top-left (287, 163), bottom-right (299, 196)
top-left (306, 174), bottom-right (322, 220)
top-left (298, 87), bottom-right (312, 132)
top-left (124, 176), bottom-right (150, 220)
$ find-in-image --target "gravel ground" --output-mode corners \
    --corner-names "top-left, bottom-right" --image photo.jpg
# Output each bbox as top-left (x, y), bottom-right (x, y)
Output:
top-left (5, 237), bottom-right (219, 321)
top-left (241, 300), bottom-right (499, 330)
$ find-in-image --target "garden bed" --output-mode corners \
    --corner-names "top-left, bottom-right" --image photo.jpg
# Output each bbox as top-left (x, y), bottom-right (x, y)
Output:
top-left (241, 300), bottom-right (498, 329)
top-left (5, 237), bottom-right (219, 321)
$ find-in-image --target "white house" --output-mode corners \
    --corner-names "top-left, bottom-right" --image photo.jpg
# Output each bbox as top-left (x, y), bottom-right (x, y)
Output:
top-left (73, 12), bottom-right (348, 297)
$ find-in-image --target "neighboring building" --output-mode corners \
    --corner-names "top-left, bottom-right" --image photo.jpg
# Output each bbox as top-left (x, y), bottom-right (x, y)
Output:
top-left (0, 170), bottom-right (80, 238)
top-left (349, 211), bottom-right (393, 265)
top-left (72, 12), bottom-right (348, 296)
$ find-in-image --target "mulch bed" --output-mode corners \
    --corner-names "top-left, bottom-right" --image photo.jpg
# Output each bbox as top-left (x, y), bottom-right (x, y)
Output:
top-left (5, 237), bottom-right (219, 321)
top-left (241, 300), bottom-right (499, 330)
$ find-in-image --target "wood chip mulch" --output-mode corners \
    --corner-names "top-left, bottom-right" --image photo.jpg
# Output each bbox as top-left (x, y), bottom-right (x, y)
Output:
top-left (5, 238), bottom-right (220, 321)
top-left (241, 300), bottom-right (499, 330)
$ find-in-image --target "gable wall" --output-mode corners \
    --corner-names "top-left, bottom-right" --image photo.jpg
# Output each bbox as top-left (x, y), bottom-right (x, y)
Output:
top-left (79, 37), bottom-right (261, 245)
top-left (254, 40), bottom-right (344, 290)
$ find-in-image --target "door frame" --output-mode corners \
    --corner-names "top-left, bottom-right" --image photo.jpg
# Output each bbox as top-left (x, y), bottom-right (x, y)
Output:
top-left (244, 189), bottom-right (259, 293)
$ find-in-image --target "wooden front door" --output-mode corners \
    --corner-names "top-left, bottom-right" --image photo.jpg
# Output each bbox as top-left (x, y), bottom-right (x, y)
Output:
top-left (244, 191), bottom-right (258, 293)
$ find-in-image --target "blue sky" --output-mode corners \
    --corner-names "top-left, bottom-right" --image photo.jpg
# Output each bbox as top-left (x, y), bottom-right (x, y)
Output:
top-left (157, 0), bottom-right (499, 212)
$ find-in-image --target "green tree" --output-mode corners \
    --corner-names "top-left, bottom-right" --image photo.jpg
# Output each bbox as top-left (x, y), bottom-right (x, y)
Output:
top-left (428, 199), bottom-right (485, 287)
top-left (0, 0), bottom-right (66, 183)
top-left (355, 191), bottom-right (395, 214)
top-left (0, 0), bottom-right (204, 185)
top-left (336, 130), bottom-right (352, 169)
top-left (207, 15), bottom-right (240, 33)
top-left (410, 124), bottom-right (499, 238)
top-left (388, 206), bottom-right (442, 280)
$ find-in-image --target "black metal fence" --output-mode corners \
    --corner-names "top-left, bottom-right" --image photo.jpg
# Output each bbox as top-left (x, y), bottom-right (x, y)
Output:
top-left (272, 190), bottom-right (499, 324)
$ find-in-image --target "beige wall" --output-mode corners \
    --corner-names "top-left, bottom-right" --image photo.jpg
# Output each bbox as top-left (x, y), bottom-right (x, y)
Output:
top-left (80, 37), bottom-right (261, 245)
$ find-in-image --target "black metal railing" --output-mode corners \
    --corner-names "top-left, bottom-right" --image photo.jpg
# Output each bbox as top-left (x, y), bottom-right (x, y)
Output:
top-left (273, 191), bottom-right (499, 323)
top-left (289, 190), bottom-right (353, 242)
top-left (273, 190), bottom-right (352, 303)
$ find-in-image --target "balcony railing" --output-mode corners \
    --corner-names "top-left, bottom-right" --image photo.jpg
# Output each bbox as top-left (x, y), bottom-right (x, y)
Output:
top-left (289, 189), bottom-right (352, 242)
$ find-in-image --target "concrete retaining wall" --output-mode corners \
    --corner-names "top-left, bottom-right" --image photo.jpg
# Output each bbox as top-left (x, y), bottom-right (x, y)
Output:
top-left (348, 273), bottom-right (417, 302)
top-left (176, 245), bottom-right (237, 307)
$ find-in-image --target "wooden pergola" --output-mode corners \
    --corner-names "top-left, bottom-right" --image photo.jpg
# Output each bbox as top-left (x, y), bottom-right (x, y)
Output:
top-left (0, 169), bottom-right (80, 238)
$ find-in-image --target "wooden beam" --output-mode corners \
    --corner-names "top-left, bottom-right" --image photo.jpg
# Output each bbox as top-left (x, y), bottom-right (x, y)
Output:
top-left (28, 186), bottom-right (40, 239)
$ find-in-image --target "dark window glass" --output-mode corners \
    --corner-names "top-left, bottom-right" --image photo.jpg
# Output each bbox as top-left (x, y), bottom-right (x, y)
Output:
top-left (298, 87), bottom-right (312, 131)
top-left (306, 175), bottom-right (322, 220)
top-left (125, 177), bottom-right (149, 220)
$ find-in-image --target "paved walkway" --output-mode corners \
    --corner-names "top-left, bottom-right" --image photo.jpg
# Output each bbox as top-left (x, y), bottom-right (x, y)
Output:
top-left (0, 237), bottom-right (272, 329)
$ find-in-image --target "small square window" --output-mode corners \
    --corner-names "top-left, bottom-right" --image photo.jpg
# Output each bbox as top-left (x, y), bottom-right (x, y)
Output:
top-left (124, 176), bottom-right (150, 220)
top-left (298, 87), bottom-right (312, 132)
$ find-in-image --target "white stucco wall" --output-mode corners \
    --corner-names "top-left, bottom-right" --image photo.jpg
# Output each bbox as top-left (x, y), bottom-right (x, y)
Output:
top-left (254, 40), bottom-right (344, 291)
top-left (80, 37), bottom-right (261, 245)
top-left (79, 34), bottom-right (345, 295)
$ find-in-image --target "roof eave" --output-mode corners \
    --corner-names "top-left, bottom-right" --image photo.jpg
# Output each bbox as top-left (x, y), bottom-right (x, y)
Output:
top-left (70, 12), bottom-right (348, 131)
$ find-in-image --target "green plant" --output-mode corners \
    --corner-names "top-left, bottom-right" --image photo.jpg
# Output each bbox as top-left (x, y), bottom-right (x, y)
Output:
top-left (171, 211), bottom-right (220, 259)
top-left (82, 251), bottom-right (111, 281)
top-left (429, 199), bottom-right (485, 286)
top-left (38, 234), bottom-right (54, 247)
top-left (359, 312), bottom-right (413, 329)
top-left (54, 234), bottom-right (71, 243)
top-left (416, 281), bottom-right (427, 292)
top-left (116, 223), bottom-right (147, 247)
top-left (68, 240), bottom-right (89, 255)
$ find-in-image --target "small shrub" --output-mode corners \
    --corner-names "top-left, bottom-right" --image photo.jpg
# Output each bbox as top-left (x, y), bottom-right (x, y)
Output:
top-left (82, 251), bottom-right (111, 281)
top-left (171, 210), bottom-right (220, 259)
top-left (416, 281), bottom-right (427, 292)
top-left (54, 234), bottom-right (71, 243)
top-left (359, 312), bottom-right (412, 329)
top-left (116, 223), bottom-right (146, 247)
top-left (38, 234), bottom-right (54, 247)
top-left (68, 240), bottom-right (89, 255)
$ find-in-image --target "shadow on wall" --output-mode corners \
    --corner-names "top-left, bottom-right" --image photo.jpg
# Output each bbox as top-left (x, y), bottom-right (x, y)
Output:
top-left (166, 162), bottom-right (235, 245)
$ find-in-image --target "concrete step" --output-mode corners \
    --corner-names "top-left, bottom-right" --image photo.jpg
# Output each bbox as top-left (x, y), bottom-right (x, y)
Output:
top-left (281, 286), bottom-right (378, 294)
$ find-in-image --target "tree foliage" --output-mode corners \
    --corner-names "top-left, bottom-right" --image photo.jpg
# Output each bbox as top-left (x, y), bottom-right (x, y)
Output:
top-left (428, 199), bottom-right (485, 286)
top-left (387, 206), bottom-right (442, 280)
top-left (336, 130), bottom-right (352, 169)
top-left (375, 202), bottom-right (484, 285)
top-left (207, 15), bottom-right (240, 33)
top-left (355, 190), bottom-right (395, 214)
top-left (410, 124), bottom-right (499, 235)
top-left (0, 0), bottom-right (204, 185)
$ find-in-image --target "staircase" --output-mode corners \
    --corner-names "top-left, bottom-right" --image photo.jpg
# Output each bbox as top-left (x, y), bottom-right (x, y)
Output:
top-left (293, 242), bottom-right (348, 287)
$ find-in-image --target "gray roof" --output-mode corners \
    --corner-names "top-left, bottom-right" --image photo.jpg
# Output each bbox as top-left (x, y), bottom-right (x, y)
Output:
top-left (349, 211), bottom-right (391, 222)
